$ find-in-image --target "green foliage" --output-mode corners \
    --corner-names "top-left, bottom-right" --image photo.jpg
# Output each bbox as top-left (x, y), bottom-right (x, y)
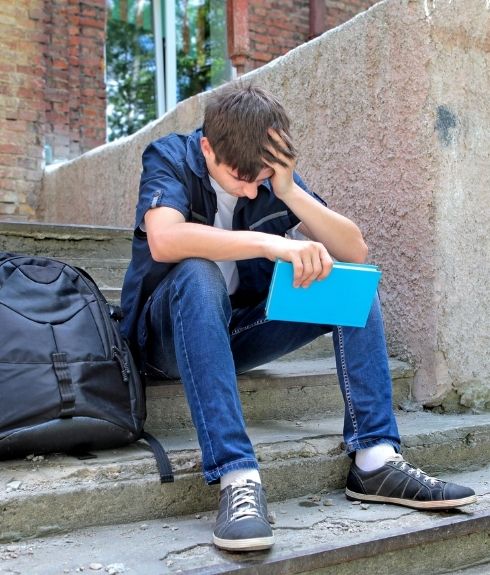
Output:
top-left (106, 18), bottom-right (156, 141)
top-left (106, 0), bottom-right (230, 141)
top-left (176, 0), bottom-right (229, 102)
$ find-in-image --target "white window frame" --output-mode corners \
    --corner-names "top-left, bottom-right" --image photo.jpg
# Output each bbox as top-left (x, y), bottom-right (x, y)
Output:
top-left (152, 0), bottom-right (177, 116)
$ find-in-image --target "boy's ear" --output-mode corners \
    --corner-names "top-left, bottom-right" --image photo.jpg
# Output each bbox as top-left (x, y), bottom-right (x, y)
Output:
top-left (200, 137), bottom-right (213, 159)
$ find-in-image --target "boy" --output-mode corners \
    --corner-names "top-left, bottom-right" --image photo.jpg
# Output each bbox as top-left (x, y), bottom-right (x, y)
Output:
top-left (121, 84), bottom-right (476, 552)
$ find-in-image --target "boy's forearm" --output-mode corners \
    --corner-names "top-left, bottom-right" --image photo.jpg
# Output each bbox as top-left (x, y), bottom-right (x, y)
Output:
top-left (280, 183), bottom-right (368, 263)
top-left (148, 217), bottom-right (335, 288)
top-left (148, 222), bottom-right (272, 263)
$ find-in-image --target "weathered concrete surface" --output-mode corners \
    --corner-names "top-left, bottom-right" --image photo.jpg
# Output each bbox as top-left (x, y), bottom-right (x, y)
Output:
top-left (428, 4), bottom-right (490, 412)
top-left (0, 466), bottom-right (488, 575)
top-left (38, 100), bottom-right (204, 229)
top-left (1, 412), bottom-right (489, 543)
top-left (146, 357), bottom-right (412, 430)
top-left (37, 0), bottom-right (490, 407)
top-left (0, 222), bottom-right (132, 259)
top-left (0, 222), bottom-right (132, 300)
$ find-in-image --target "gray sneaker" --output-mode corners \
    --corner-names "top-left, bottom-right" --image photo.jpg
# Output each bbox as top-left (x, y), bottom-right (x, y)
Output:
top-left (213, 479), bottom-right (274, 551)
top-left (346, 454), bottom-right (477, 510)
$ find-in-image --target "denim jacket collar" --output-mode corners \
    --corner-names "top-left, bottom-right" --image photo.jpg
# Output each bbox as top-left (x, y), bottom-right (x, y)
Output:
top-left (186, 129), bottom-right (208, 179)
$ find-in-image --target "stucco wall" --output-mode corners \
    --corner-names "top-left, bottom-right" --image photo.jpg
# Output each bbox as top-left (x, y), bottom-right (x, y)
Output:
top-left (38, 0), bottom-right (490, 408)
top-left (428, 2), bottom-right (490, 409)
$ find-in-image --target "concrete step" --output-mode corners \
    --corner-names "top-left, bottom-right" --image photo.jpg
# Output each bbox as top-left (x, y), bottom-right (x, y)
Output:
top-left (0, 222), bottom-right (132, 260)
top-left (64, 257), bottom-right (129, 289)
top-left (146, 356), bottom-right (412, 430)
top-left (0, 222), bottom-right (132, 303)
top-left (0, 464), bottom-right (488, 575)
top-left (1, 412), bottom-right (489, 544)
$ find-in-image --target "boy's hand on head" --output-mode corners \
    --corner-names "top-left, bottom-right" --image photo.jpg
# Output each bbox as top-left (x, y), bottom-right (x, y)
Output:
top-left (262, 129), bottom-right (297, 200)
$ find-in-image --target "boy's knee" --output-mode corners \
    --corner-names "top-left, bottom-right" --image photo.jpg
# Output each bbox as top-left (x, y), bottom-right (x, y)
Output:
top-left (167, 258), bottom-right (229, 306)
top-left (175, 258), bottom-right (225, 287)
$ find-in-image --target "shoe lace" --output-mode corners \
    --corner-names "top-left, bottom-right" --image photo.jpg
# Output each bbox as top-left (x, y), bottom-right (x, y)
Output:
top-left (388, 454), bottom-right (441, 486)
top-left (229, 480), bottom-right (262, 521)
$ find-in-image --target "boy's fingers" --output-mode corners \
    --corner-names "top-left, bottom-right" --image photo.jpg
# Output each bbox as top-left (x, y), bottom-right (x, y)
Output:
top-left (289, 242), bottom-right (332, 287)
top-left (262, 146), bottom-right (292, 169)
top-left (299, 257), bottom-right (314, 287)
top-left (319, 251), bottom-right (333, 279)
top-left (266, 129), bottom-right (296, 160)
top-left (301, 253), bottom-right (325, 287)
top-left (291, 255), bottom-right (304, 288)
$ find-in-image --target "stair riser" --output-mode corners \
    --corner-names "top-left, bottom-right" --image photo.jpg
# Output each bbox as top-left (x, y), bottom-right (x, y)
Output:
top-left (65, 260), bottom-right (129, 288)
top-left (0, 232), bottom-right (131, 261)
top-left (213, 527), bottom-right (490, 575)
top-left (145, 373), bottom-right (412, 431)
top-left (1, 423), bottom-right (489, 542)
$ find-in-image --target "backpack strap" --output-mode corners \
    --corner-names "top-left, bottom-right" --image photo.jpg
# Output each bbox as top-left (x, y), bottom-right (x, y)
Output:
top-left (52, 352), bottom-right (76, 417)
top-left (140, 431), bottom-right (174, 483)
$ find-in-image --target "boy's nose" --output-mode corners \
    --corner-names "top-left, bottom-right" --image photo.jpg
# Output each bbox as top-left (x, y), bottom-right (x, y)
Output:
top-left (242, 183), bottom-right (258, 199)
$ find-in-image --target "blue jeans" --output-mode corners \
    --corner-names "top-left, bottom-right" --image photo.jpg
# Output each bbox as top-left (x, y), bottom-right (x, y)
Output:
top-left (139, 258), bottom-right (400, 484)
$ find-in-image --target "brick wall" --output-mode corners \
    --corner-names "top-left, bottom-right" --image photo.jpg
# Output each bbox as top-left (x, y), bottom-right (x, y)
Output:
top-left (0, 0), bottom-right (106, 221)
top-left (324, 0), bottom-right (377, 30)
top-left (248, 0), bottom-right (310, 71)
top-left (228, 0), bottom-right (379, 75)
top-left (0, 0), bottom-right (45, 219)
top-left (44, 0), bottom-right (106, 162)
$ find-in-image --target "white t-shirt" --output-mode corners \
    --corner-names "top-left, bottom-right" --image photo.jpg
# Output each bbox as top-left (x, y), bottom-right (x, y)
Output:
top-left (209, 176), bottom-right (240, 295)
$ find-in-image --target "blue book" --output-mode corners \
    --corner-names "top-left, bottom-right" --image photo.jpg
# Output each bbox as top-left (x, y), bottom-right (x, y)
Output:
top-left (265, 260), bottom-right (381, 328)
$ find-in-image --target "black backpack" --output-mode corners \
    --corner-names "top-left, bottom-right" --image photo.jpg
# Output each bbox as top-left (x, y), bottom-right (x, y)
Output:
top-left (0, 253), bottom-right (173, 482)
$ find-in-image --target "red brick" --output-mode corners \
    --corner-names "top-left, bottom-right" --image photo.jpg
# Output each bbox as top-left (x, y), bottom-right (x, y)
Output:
top-left (0, 179), bottom-right (18, 192)
top-left (79, 17), bottom-right (105, 29)
top-left (0, 144), bottom-right (25, 155)
top-left (0, 62), bottom-right (16, 74)
top-left (17, 108), bottom-right (41, 122)
top-left (28, 8), bottom-right (44, 20)
top-left (16, 157), bottom-right (41, 170)
top-left (51, 58), bottom-right (69, 70)
top-left (2, 119), bottom-right (30, 133)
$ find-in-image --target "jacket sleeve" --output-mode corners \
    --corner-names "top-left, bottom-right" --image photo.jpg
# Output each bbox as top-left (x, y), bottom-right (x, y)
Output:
top-left (134, 140), bottom-right (191, 230)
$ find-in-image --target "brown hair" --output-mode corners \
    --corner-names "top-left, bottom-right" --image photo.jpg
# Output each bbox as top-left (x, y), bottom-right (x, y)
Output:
top-left (202, 83), bottom-right (297, 182)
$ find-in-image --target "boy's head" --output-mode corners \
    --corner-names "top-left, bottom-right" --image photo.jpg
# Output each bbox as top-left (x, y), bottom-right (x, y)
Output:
top-left (202, 84), bottom-right (296, 183)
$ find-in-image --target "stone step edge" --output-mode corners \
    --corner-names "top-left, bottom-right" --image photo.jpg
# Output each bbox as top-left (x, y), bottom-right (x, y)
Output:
top-left (3, 413), bottom-right (488, 494)
top-left (1, 413), bottom-right (489, 542)
top-left (147, 357), bottom-right (413, 393)
top-left (144, 357), bottom-right (413, 430)
top-left (0, 221), bottom-right (132, 240)
top-left (187, 510), bottom-right (490, 575)
top-left (1, 475), bottom-right (488, 575)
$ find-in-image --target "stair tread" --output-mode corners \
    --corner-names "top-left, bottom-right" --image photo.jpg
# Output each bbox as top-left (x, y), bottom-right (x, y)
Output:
top-left (1, 412), bottom-right (489, 495)
top-left (0, 221), bottom-right (132, 239)
top-left (1, 464), bottom-right (488, 575)
top-left (145, 356), bottom-right (413, 430)
top-left (1, 411), bottom-right (489, 550)
top-left (148, 356), bottom-right (412, 390)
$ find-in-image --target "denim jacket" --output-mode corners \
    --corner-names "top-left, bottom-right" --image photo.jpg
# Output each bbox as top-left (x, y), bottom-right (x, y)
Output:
top-left (121, 128), bottom-right (326, 352)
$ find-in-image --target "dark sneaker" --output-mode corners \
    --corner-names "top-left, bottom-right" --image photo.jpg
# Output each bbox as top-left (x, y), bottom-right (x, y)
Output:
top-left (213, 479), bottom-right (274, 551)
top-left (346, 454), bottom-right (477, 510)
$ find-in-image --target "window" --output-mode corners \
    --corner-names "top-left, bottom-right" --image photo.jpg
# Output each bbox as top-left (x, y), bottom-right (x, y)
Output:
top-left (175, 0), bottom-right (230, 102)
top-left (106, 0), bottom-right (231, 141)
top-left (106, 0), bottom-right (157, 141)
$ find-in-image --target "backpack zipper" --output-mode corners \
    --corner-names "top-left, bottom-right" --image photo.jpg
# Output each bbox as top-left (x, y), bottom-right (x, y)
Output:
top-left (112, 346), bottom-right (129, 383)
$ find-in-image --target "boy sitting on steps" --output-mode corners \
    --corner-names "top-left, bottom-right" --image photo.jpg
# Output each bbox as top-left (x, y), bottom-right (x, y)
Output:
top-left (121, 84), bottom-right (476, 552)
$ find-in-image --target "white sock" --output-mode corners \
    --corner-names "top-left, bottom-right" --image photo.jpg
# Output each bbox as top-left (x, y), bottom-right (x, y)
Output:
top-left (355, 444), bottom-right (396, 472)
top-left (220, 468), bottom-right (261, 490)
